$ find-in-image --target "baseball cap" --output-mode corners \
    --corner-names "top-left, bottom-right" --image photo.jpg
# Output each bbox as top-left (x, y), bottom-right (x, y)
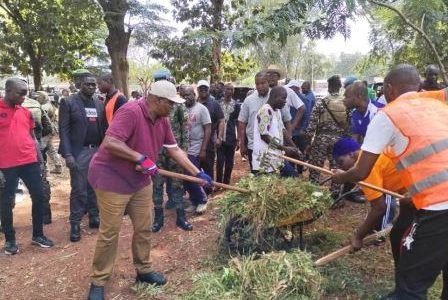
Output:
top-left (197, 80), bottom-right (210, 88)
top-left (286, 80), bottom-right (300, 88)
top-left (149, 80), bottom-right (184, 104)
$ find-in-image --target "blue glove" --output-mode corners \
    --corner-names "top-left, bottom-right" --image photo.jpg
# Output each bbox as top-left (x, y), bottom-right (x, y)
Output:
top-left (196, 169), bottom-right (212, 187)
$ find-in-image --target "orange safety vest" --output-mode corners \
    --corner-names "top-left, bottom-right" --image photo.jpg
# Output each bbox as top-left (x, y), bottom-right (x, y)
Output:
top-left (383, 94), bottom-right (448, 209)
top-left (399, 89), bottom-right (447, 104)
top-left (105, 91), bottom-right (123, 124)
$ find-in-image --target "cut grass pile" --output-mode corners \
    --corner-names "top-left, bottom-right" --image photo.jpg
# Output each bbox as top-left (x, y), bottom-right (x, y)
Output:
top-left (182, 250), bottom-right (322, 300)
top-left (219, 175), bottom-right (333, 253)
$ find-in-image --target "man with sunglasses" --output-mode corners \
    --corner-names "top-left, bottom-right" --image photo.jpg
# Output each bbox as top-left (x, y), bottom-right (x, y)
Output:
top-left (59, 73), bottom-right (107, 242)
top-left (87, 80), bottom-right (212, 300)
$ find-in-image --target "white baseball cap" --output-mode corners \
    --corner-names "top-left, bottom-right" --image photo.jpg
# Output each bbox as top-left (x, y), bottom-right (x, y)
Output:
top-left (149, 80), bottom-right (184, 103)
top-left (197, 80), bottom-right (210, 88)
top-left (285, 80), bottom-right (300, 88)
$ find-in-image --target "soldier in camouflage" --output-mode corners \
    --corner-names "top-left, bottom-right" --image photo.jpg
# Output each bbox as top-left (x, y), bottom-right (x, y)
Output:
top-left (151, 71), bottom-right (193, 232)
top-left (307, 75), bottom-right (351, 196)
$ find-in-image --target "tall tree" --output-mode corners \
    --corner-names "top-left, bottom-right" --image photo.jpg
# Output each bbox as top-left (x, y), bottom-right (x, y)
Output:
top-left (0, 0), bottom-right (103, 90)
top-left (96, 0), bottom-right (169, 97)
top-left (364, 0), bottom-right (448, 82)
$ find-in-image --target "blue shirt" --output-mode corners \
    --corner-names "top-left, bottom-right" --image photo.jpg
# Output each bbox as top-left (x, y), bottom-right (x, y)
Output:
top-left (351, 101), bottom-right (384, 137)
top-left (292, 91), bottom-right (315, 136)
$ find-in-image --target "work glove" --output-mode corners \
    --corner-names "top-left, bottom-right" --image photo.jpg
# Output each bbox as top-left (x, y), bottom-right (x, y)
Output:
top-left (196, 169), bottom-right (212, 188)
top-left (65, 155), bottom-right (79, 171)
top-left (136, 155), bottom-right (159, 176)
top-left (0, 170), bottom-right (5, 188)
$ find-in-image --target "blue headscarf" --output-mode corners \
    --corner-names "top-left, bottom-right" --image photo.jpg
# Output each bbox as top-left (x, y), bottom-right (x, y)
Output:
top-left (332, 138), bottom-right (360, 158)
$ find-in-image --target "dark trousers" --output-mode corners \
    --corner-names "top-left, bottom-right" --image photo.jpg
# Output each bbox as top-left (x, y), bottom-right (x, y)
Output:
top-left (389, 203), bottom-right (416, 268)
top-left (247, 149), bottom-right (255, 174)
top-left (0, 162), bottom-right (44, 241)
top-left (200, 149), bottom-right (216, 180)
top-left (292, 135), bottom-right (308, 174)
top-left (69, 148), bottom-right (98, 224)
top-left (200, 149), bottom-right (215, 194)
top-left (216, 143), bottom-right (236, 184)
top-left (184, 155), bottom-right (207, 206)
top-left (390, 208), bottom-right (448, 299)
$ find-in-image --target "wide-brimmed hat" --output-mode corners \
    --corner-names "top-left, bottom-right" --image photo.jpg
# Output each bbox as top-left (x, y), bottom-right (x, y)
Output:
top-left (149, 80), bottom-right (184, 104)
top-left (263, 64), bottom-right (286, 80)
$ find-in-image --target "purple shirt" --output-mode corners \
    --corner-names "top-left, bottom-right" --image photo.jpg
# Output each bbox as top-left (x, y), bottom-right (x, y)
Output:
top-left (88, 99), bottom-right (177, 194)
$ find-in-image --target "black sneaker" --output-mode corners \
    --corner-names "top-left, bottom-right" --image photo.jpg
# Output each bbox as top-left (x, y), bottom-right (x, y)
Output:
top-left (4, 240), bottom-right (19, 255)
top-left (32, 236), bottom-right (54, 248)
top-left (136, 271), bottom-right (167, 286)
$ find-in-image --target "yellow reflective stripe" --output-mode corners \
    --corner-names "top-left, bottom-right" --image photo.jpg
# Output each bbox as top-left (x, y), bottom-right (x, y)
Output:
top-left (396, 138), bottom-right (448, 171)
top-left (409, 170), bottom-right (448, 196)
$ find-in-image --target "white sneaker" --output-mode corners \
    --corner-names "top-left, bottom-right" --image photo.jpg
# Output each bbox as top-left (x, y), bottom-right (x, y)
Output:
top-left (196, 203), bottom-right (208, 214)
top-left (185, 205), bottom-right (196, 213)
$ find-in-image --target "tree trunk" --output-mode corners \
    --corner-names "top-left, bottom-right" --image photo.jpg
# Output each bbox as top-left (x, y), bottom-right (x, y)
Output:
top-left (210, 0), bottom-right (224, 83)
top-left (106, 35), bottom-right (129, 97)
top-left (99, 0), bottom-right (130, 98)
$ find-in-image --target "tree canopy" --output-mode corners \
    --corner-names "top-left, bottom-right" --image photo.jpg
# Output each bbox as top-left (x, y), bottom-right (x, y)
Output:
top-left (0, 0), bottom-right (103, 90)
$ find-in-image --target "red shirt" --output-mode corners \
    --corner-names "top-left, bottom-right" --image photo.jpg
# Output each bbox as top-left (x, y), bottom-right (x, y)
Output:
top-left (0, 99), bottom-right (37, 168)
top-left (88, 99), bottom-right (177, 194)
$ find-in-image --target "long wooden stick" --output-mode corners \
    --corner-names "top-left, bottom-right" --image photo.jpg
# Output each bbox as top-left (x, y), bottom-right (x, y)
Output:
top-left (158, 169), bottom-right (250, 194)
top-left (278, 154), bottom-right (405, 199)
top-left (314, 226), bottom-right (392, 266)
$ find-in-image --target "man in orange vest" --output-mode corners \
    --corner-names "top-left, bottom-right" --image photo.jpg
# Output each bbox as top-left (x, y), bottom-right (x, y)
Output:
top-left (332, 64), bottom-right (448, 299)
top-left (97, 73), bottom-right (127, 126)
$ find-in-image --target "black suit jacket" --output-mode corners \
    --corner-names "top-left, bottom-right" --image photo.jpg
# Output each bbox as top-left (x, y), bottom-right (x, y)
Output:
top-left (58, 92), bottom-right (107, 158)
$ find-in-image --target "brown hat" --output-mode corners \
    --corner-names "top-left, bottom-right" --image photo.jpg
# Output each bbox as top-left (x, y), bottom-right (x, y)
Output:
top-left (263, 64), bottom-right (286, 80)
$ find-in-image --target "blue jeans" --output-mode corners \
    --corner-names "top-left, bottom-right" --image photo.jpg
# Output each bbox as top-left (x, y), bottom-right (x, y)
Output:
top-left (184, 155), bottom-right (207, 206)
top-left (1, 162), bottom-right (44, 241)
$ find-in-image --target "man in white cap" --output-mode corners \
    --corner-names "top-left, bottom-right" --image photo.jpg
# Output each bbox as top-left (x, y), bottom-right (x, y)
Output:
top-left (86, 80), bottom-right (212, 299)
top-left (263, 65), bottom-right (305, 136)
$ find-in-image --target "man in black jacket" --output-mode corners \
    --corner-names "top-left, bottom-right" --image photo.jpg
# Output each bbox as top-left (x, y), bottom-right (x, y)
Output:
top-left (58, 73), bottom-right (107, 242)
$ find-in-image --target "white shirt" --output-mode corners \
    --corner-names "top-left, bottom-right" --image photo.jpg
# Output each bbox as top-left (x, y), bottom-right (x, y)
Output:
top-left (377, 95), bottom-right (387, 106)
top-left (361, 111), bottom-right (448, 210)
top-left (252, 104), bottom-right (284, 172)
top-left (285, 86), bottom-right (304, 110)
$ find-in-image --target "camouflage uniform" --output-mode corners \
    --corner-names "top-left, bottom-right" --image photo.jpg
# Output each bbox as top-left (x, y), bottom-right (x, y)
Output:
top-left (307, 92), bottom-right (351, 194)
top-left (152, 104), bottom-right (189, 209)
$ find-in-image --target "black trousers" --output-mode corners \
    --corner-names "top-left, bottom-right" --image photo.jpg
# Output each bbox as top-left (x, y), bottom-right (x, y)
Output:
top-left (391, 208), bottom-right (448, 299)
top-left (200, 149), bottom-right (216, 194)
top-left (0, 162), bottom-right (44, 241)
top-left (69, 148), bottom-right (98, 224)
top-left (216, 143), bottom-right (236, 184)
top-left (389, 203), bottom-right (416, 268)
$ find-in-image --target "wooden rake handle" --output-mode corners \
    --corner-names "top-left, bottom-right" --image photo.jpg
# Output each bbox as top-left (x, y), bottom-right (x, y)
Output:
top-left (158, 169), bottom-right (250, 194)
top-left (313, 226), bottom-right (392, 266)
top-left (278, 154), bottom-right (405, 199)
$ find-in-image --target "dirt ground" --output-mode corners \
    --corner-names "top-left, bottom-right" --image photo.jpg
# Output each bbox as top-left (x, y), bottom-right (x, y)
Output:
top-left (1, 152), bottom-right (431, 300)
top-left (0, 154), bottom-right (252, 300)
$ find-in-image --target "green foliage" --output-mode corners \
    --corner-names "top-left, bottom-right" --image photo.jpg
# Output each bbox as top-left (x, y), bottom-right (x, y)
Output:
top-left (231, 0), bottom-right (353, 47)
top-left (366, 0), bottom-right (448, 76)
top-left (221, 50), bottom-right (258, 82)
top-left (132, 282), bottom-right (163, 298)
top-left (0, 0), bottom-right (103, 89)
top-left (183, 250), bottom-right (323, 300)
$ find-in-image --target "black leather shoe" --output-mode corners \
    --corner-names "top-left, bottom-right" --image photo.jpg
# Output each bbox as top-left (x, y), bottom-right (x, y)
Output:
top-left (87, 284), bottom-right (104, 300)
top-left (89, 216), bottom-right (100, 229)
top-left (344, 191), bottom-right (366, 204)
top-left (176, 208), bottom-right (193, 231)
top-left (136, 271), bottom-right (167, 286)
top-left (151, 208), bottom-right (164, 233)
top-left (70, 223), bottom-right (81, 242)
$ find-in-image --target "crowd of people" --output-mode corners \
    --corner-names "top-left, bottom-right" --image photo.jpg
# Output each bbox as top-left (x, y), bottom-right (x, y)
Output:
top-left (0, 62), bottom-right (447, 300)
